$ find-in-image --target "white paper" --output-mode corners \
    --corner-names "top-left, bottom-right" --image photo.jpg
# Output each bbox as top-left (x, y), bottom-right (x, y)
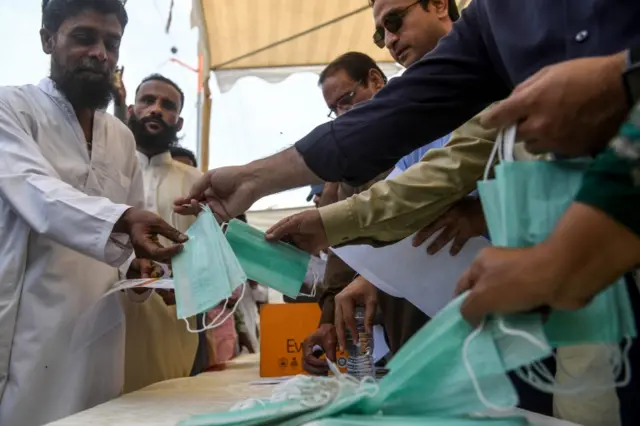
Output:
top-left (372, 325), bottom-right (389, 362)
top-left (105, 278), bottom-right (175, 296)
top-left (332, 233), bottom-right (490, 318)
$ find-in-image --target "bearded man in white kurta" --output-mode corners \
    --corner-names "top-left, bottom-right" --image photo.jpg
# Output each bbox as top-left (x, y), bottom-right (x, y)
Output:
top-left (0, 1), bottom-right (188, 425)
top-left (119, 74), bottom-right (203, 393)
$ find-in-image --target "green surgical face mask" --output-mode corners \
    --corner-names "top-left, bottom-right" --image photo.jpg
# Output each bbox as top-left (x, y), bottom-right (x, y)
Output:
top-left (367, 293), bottom-right (550, 417)
top-left (177, 294), bottom-right (553, 424)
top-left (303, 415), bottom-right (529, 426)
top-left (172, 206), bottom-right (247, 327)
top-left (224, 219), bottom-right (312, 299)
top-left (477, 126), bottom-right (636, 393)
top-left (178, 375), bottom-right (379, 426)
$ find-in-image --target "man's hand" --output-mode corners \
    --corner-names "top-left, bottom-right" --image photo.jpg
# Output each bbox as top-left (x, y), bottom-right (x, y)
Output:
top-left (481, 52), bottom-right (628, 156)
top-left (412, 197), bottom-right (487, 255)
top-left (112, 66), bottom-right (126, 106)
top-left (127, 258), bottom-right (153, 279)
top-left (302, 324), bottom-right (337, 375)
top-left (114, 208), bottom-right (187, 262)
top-left (174, 166), bottom-right (260, 221)
top-left (265, 210), bottom-right (329, 254)
top-left (455, 246), bottom-right (563, 327)
top-left (335, 277), bottom-right (377, 351)
top-left (317, 183), bottom-right (340, 208)
top-left (157, 289), bottom-right (176, 305)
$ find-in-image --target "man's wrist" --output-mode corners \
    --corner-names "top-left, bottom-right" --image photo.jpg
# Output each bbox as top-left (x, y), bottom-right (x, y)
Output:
top-left (542, 202), bottom-right (640, 309)
top-left (248, 147), bottom-right (324, 199)
top-left (113, 207), bottom-right (134, 234)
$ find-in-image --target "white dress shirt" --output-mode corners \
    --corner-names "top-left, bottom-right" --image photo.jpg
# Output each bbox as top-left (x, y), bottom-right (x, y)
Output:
top-left (0, 79), bottom-right (143, 426)
top-left (121, 151), bottom-right (203, 394)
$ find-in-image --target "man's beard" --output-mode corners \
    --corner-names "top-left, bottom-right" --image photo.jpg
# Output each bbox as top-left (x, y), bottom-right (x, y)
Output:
top-left (50, 54), bottom-right (114, 110)
top-left (128, 114), bottom-right (179, 156)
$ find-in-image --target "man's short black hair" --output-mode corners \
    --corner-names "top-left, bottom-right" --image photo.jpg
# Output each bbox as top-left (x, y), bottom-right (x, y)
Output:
top-left (136, 74), bottom-right (185, 112)
top-left (369, 0), bottom-right (460, 22)
top-left (42, 0), bottom-right (129, 32)
top-left (170, 146), bottom-right (197, 167)
top-left (319, 52), bottom-right (388, 86)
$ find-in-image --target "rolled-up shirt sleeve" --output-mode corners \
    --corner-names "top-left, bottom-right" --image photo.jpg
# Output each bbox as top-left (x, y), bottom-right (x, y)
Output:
top-left (318, 113), bottom-right (498, 246)
top-left (294, 1), bottom-right (509, 186)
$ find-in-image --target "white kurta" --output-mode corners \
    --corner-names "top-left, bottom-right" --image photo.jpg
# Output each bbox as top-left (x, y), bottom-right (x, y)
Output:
top-left (0, 79), bottom-right (144, 426)
top-left (121, 152), bottom-right (201, 393)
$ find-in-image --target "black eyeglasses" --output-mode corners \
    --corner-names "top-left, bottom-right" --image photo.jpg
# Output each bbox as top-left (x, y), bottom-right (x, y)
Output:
top-left (373, 0), bottom-right (423, 48)
top-left (327, 81), bottom-right (363, 119)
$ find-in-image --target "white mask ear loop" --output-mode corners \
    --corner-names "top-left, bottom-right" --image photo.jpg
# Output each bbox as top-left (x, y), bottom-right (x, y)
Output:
top-left (171, 202), bottom-right (206, 227)
top-left (298, 270), bottom-right (319, 298)
top-left (498, 318), bottom-right (632, 395)
top-left (502, 125), bottom-right (517, 162)
top-left (483, 132), bottom-right (503, 181)
top-left (183, 281), bottom-right (247, 333)
top-left (462, 320), bottom-right (515, 412)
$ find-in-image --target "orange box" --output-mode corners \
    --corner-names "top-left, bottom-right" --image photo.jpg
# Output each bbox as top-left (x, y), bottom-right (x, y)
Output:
top-left (259, 303), bottom-right (348, 377)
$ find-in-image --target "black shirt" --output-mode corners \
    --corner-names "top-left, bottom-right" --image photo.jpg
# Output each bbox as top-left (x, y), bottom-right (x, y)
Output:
top-left (295, 0), bottom-right (640, 186)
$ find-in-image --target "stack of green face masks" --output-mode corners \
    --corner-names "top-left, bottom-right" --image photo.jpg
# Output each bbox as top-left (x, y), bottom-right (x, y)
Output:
top-left (304, 415), bottom-right (529, 426)
top-left (225, 219), bottom-right (312, 299)
top-left (172, 206), bottom-right (247, 322)
top-left (364, 294), bottom-right (551, 417)
top-left (179, 375), bottom-right (379, 426)
top-left (477, 126), bottom-right (636, 393)
top-left (178, 292), bottom-right (551, 426)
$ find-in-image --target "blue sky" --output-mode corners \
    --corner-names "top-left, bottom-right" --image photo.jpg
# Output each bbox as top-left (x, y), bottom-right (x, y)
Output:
top-left (0, 0), bottom-right (350, 209)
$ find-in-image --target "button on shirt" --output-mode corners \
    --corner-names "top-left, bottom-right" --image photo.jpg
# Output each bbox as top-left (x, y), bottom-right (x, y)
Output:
top-left (295, 0), bottom-right (640, 186)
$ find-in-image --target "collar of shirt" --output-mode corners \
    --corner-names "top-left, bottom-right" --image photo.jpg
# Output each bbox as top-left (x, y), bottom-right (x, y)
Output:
top-left (136, 151), bottom-right (173, 168)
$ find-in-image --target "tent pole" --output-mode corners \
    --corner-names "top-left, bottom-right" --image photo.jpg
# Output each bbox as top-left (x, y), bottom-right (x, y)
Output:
top-left (200, 70), bottom-right (211, 172)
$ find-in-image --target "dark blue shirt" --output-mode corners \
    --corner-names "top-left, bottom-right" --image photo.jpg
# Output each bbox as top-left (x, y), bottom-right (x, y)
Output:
top-left (295, 0), bottom-right (640, 186)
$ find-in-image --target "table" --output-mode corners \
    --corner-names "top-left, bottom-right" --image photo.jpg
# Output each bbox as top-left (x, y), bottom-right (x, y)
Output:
top-left (48, 355), bottom-right (581, 426)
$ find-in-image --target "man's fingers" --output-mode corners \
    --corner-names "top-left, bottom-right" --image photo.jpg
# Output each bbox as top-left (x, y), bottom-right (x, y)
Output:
top-left (342, 302), bottom-right (358, 346)
top-left (265, 216), bottom-right (297, 241)
top-left (459, 288), bottom-right (491, 328)
top-left (479, 91), bottom-right (530, 130)
top-left (455, 264), bottom-right (478, 296)
top-left (449, 232), bottom-right (470, 256)
top-left (363, 299), bottom-right (376, 335)
top-left (322, 333), bottom-right (338, 362)
top-left (143, 243), bottom-right (184, 262)
top-left (185, 174), bottom-right (212, 203)
top-left (154, 220), bottom-right (189, 244)
top-left (139, 261), bottom-right (152, 279)
top-left (427, 225), bottom-right (456, 255)
top-left (412, 218), bottom-right (445, 247)
top-left (302, 339), bottom-right (329, 372)
top-left (335, 304), bottom-right (347, 351)
top-left (173, 198), bottom-right (202, 216)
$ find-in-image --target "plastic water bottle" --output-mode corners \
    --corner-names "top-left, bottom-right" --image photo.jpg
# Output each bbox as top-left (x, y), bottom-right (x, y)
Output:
top-left (345, 306), bottom-right (375, 379)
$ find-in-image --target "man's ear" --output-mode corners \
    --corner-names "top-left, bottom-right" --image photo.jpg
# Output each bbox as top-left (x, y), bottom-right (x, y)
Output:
top-left (40, 28), bottom-right (54, 54)
top-left (430, 0), bottom-right (449, 19)
top-left (177, 117), bottom-right (184, 132)
top-left (368, 69), bottom-right (386, 90)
